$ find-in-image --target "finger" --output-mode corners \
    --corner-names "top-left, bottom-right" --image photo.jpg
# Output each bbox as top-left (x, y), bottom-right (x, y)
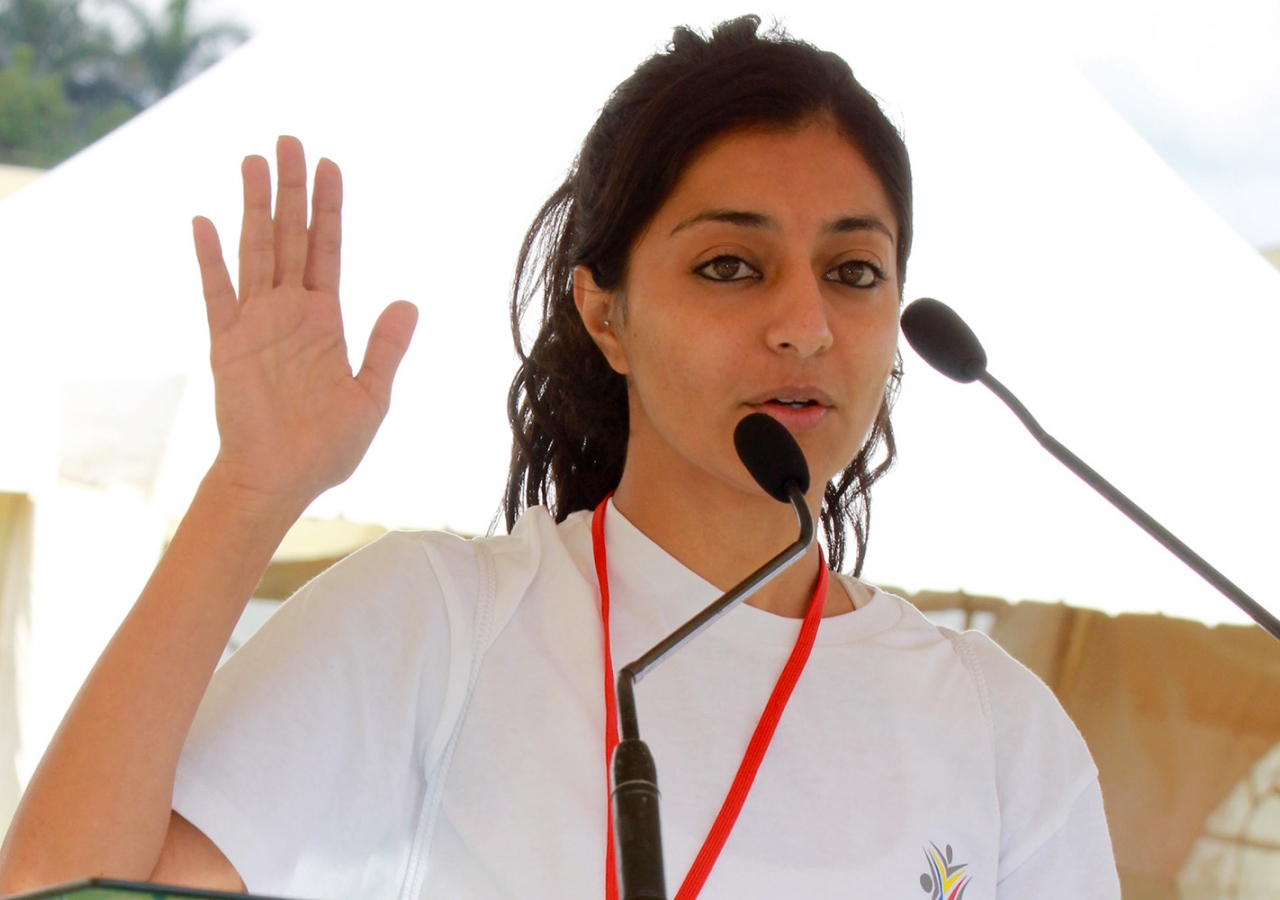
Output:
top-left (192, 216), bottom-right (238, 336)
top-left (303, 158), bottom-right (342, 294)
top-left (356, 301), bottom-right (419, 411)
top-left (273, 135), bottom-right (309, 286)
top-left (238, 155), bottom-right (274, 299)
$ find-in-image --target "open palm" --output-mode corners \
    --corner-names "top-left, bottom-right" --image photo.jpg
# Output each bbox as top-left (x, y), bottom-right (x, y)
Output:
top-left (192, 136), bottom-right (417, 510)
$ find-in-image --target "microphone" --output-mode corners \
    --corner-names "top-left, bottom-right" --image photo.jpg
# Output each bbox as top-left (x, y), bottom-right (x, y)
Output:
top-left (734, 411), bottom-right (811, 501)
top-left (611, 412), bottom-right (816, 900)
top-left (900, 296), bottom-right (1280, 642)
top-left (900, 297), bottom-right (986, 383)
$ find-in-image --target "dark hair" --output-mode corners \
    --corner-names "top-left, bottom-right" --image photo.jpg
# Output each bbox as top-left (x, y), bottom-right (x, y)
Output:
top-left (503, 15), bottom-right (911, 574)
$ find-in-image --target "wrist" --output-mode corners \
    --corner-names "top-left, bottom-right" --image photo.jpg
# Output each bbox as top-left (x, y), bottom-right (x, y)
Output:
top-left (200, 458), bottom-right (313, 536)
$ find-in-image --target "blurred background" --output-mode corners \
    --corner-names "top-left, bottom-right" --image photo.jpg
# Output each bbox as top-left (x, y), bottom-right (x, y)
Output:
top-left (1, 1), bottom-right (1278, 896)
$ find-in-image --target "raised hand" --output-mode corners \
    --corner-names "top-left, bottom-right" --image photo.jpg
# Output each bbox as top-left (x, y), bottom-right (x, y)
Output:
top-left (192, 136), bottom-right (418, 513)
top-left (0, 137), bottom-right (419, 893)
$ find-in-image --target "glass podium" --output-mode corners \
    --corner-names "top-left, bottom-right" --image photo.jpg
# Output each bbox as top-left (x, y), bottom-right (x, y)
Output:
top-left (6, 879), bottom-right (289, 900)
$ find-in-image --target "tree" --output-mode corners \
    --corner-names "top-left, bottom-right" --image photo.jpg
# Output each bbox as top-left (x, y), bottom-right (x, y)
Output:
top-left (109, 0), bottom-right (247, 107)
top-left (0, 42), bottom-right (74, 166)
top-left (0, 0), bottom-right (114, 73)
top-left (0, 0), bottom-right (124, 116)
top-left (0, 0), bottom-right (245, 167)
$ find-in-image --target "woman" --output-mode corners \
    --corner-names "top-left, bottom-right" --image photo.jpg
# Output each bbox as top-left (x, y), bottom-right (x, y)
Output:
top-left (0, 16), bottom-right (1119, 899)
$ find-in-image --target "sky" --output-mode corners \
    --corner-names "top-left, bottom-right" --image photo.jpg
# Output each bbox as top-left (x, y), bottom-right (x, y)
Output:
top-left (1040, 0), bottom-right (1280, 250)
top-left (143, 0), bottom-right (1280, 252)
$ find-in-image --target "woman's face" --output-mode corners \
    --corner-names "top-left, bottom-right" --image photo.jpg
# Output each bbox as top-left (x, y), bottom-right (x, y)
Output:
top-left (579, 119), bottom-right (901, 503)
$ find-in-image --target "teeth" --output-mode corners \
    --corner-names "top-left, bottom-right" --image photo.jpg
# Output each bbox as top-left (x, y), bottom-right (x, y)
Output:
top-left (773, 399), bottom-right (812, 409)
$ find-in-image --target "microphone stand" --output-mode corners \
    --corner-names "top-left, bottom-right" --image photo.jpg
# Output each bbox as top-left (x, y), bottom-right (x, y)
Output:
top-left (611, 482), bottom-right (815, 900)
top-left (977, 369), bottom-right (1280, 643)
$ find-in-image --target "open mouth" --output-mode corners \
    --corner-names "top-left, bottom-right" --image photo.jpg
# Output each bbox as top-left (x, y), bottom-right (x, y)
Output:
top-left (746, 390), bottom-right (834, 428)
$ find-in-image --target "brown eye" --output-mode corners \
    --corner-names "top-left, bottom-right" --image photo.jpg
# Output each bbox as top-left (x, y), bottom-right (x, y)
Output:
top-left (696, 255), bottom-right (759, 282)
top-left (825, 260), bottom-right (882, 288)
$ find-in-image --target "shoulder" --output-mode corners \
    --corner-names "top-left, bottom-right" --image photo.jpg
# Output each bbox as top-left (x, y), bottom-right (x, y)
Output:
top-left (869, 593), bottom-right (1102, 870)
top-left (245, 528), bottom-right (475, 666)
top-left (850, 589), bottom-right (1092, 774)
top-left (232, 505), bottom-right (584, 672)
top-left (291, 505), bottom-right (568, 618)
top-left (871, 593), bottom-right (1089, 760)
top-left (947, 629), bottom-right (1118, 890)
top-left (938, 623), bottom-right (1100, 875)
top-left (941, 627), bottom-right (1093, 770)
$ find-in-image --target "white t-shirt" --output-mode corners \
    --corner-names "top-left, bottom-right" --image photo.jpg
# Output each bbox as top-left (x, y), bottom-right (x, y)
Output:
top-left (173, 501), bottom-right (1120, 900)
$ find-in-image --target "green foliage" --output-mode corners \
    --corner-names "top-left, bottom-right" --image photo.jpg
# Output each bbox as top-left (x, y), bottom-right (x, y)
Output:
top-left (0, 42), bottom-right (74, 166)
top-left (0, 0), bottom-right (246, 169)
top-left (0, 0), bottom-right (116, 73)
top-left (84, 96), bottom-right (133, 142)
top-left (109, 0), bottom-right (248, 105)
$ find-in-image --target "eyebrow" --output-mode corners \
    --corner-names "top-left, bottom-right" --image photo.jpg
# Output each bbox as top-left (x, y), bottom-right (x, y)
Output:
top-left (668, 208), bottom-right (895, 244)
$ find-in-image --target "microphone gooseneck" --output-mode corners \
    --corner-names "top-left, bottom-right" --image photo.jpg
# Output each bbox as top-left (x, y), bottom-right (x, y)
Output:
top-left (900, 297), bottom-right (1280, 643)
top-left (617, 413), bottom-right (814, 701)
top-left (610, 412), bottom-right (818, 900)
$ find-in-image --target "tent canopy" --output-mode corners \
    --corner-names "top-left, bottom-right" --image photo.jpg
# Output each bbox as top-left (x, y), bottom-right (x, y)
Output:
top-left (0, 0), bottom-right (1276, 623)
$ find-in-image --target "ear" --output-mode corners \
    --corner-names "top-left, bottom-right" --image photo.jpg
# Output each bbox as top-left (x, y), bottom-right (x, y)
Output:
top-left (573, 264), bottom-right (630, 375)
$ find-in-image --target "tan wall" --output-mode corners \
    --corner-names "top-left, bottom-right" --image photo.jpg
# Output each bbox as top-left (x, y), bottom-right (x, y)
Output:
top-left (1056, 612), bottom-right (1280, 899)
top-left (910, 591), bottom-right (1280, 899)
top-left (0, 494), bottom-right (34, 834)
top-left (0, 165), bottom-right (42, 202)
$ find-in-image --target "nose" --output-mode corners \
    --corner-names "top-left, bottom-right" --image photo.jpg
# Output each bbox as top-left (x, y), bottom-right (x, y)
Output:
top-left (764, 267), bottom-right (833, 358)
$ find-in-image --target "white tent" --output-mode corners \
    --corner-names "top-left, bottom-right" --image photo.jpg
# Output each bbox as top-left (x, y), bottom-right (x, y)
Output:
top-left (2, 0), bottom-right (1278, 811)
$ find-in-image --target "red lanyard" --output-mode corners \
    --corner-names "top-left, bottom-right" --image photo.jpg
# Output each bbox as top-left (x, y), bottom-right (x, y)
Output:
top-left (592, 496), bottom-right (828, 900)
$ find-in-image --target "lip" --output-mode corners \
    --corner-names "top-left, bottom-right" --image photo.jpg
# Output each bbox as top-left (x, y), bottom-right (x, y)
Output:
top-left (744, 386), bottom-right (837, 407)
top-left (745, 386), bottom-right (836, 431)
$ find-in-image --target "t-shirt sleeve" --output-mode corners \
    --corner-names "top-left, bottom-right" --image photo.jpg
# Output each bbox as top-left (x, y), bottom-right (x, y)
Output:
top-left (996, 779), bottom-right (1121, 898)
top-left (172, 529), bottom-right (478, 899)
top-left (953, 631), bottom-right (1121, 899)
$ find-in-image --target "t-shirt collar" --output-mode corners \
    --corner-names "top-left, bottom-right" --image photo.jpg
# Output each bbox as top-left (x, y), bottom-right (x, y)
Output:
top-left (604, 499), bottom-right (901, 649)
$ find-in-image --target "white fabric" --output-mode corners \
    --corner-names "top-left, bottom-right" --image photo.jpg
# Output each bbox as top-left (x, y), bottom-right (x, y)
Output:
top-left (173, 502), bottom-right (1120, 899)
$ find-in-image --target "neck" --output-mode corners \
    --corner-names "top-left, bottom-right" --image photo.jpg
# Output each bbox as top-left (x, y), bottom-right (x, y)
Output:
top-left (611, 434), bottom-right (843, 620)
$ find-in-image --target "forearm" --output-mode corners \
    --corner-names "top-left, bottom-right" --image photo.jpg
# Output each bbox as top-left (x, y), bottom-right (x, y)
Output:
top-left (0, 466), bottom-right (305, 891)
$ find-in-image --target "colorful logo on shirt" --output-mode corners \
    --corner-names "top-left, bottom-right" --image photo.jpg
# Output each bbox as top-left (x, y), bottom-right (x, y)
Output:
top-left (919, 842), bottom-right (970, 900)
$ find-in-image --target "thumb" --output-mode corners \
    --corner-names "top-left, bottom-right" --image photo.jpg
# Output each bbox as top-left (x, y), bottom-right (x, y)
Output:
top-left (356, 300), bottom-right (419, 410)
